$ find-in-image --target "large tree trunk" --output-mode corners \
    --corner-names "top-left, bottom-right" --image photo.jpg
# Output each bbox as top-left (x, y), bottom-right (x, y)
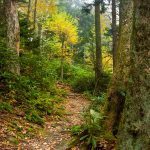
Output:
top-left (104, 0), bottom-right (134, 135)
top-left (94, 0), bottom-right (102, 94)
top-left (117, 0), bottom-right (150, 148)
top-left (112, 0), bottom-right (117, 70)
top-left (104, 0), bottom-right (150, 148)
top-left (4, 0), bottom-right (20, 75)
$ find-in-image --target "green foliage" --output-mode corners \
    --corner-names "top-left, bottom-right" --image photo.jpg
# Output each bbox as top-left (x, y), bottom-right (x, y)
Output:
top-left (0, 42), bottom-right (19, 72)
top-left (69, 109), bottom-right (104, 149)
top-left (0, 102), bottom-right (12, 112)
top-left (69, 65), bottom-right (95, 92)
top-left (90, 93), bottom-right (106, 112)
top-left (20, 52), bottom-right (57, 90)
top-left (0, 47), bottom-right (64, 125)
top-left (25, 111), bottom-right (44, 125)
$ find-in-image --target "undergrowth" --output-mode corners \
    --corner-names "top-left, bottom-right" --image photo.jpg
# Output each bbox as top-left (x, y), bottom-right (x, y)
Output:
top-left (68, 93), bottom-right (107, 149)
top-left (0, 46), bottom-right (66, 125)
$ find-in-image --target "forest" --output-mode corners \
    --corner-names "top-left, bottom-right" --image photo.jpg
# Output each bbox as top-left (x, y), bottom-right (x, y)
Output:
top-left (0, 0), bottom-right (149, 149)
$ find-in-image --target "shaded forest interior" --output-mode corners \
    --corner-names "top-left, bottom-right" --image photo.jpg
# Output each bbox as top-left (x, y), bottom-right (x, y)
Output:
top-left (0, 0), bottom-right (149, 149)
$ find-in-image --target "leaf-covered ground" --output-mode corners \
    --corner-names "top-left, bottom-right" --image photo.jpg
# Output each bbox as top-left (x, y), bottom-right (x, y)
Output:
top-left (0, 83), bottom-right (90, 150)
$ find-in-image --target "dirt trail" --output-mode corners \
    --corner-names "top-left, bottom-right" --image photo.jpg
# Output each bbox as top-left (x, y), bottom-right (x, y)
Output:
top-left (20, 83), bottom-right (90, 150)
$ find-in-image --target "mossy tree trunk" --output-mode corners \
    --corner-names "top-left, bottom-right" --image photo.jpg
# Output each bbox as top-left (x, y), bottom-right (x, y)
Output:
top-left (104, 0), bottom-right (134, 134)
top-left (112, 0), bottom-right (117, 70)
top-left (104, 0), bottom-right (150, 148)
top-left (94, 0), bottom-right (103, 94)
top-left (4, 0), bottom-right (20, 75)
top-left (117, 0), bottom-right (150, 149)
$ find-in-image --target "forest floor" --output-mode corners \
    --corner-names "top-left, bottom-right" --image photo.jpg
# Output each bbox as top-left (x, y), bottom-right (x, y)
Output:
top-left (0, 83), bottom-right (90, 150)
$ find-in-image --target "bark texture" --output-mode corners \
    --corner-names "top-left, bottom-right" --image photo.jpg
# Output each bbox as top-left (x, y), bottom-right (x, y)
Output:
top-left (104, 0), bottom-right (133, 134)
top-left (94, 0), bottom-right (102, 94)
top-left (112, 0), bottom-right (117, 70)
top-left (4, 0), bottom-right (20, 74)
top-left (117, 0), bottom-right (150, 149)
top-left (105, 0), bottom-right (150, 149)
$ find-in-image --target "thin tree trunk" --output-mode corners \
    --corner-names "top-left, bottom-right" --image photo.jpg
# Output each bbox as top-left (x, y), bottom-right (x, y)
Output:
top-left (0, 0), bottom-right (4, 24)
top-left (90, 41), bottom-right (95, 69)
top-left (27, 0), bottom-right (31, 24)
top-left (112, 0), bottom-right (117, 70)
top-left (38, 22), bottom-right (42, 49)
top-left (119, 0), bottom-right (122, 29)
top-left (4, 0), bottom-right (20, 75)
top-left (94, 0), bottom-right (102, 94)
top-left (33, 0), bottom-right (37, 30)
top-left (61, 40), bottom-right (65, 80)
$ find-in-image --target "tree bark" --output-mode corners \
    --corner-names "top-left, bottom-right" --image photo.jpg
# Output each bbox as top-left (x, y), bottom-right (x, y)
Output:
top-left (104, 0), bottom-right (134, 135)
top-left (4, 0), bottom-right (20, 75)
top-left (104, 0), bottom-right (150, 148)
top-left (112, 0), bottom-right (117, 70)
top-left (117, 0), bottom-right (150, 148)
top-left (94, 0), bottom-right (102, 94)
top-left (27, 0), bottom-right (31, 24)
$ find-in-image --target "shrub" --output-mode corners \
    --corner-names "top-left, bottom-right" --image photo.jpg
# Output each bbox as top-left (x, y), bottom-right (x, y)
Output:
top-left (0, 102), bottom-right (12, 112)
top-left (25, 110), bottom-right (44, 125)
top-left (69, 65), bottom-right (95, 92)
top-left (0, 49), bottom-right (63, 124)
top-left (69, 109), bottom-right (104, 149)
top-left (20, 52), bottom-right (57, 91)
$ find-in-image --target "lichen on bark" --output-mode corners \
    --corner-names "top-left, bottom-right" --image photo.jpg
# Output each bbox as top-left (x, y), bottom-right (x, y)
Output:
top-left (104, 0), bottom-right (150, 149)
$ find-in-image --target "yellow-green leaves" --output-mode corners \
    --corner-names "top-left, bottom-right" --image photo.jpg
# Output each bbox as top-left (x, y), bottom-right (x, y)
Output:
top-left (46, 12), bottom-right (78, 45)
top-left (36, 0), bottom-right (57, 18)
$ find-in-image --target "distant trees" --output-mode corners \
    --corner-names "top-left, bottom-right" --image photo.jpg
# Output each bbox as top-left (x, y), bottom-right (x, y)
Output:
top-left (47, 13), bottom-right (78, 80)
top-left (4, 0), bottom-right (20, 75)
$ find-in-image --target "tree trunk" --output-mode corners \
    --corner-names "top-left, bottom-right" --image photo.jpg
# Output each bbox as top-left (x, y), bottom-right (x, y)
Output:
top-left (38, 22), bottom-right (42, 49)
top-left (27, 0), bottom-right (31, 24)
top-left (4, 0), bottom-right (20, 75)
top-left (112, 0), bottom-right (117, 70)
top-left (104, 0), bottom-right (134, 135)
top-left (33, 0), bottom-right (37, 30)
top-left (94, 0), bottom-right (102, 94)
top-left (61, 40), bottom-right (65, 80)
top-left (0, 0), bottom-right (4, 26)
top-left (104, 0), bottom-right (150, 148)
top-left (117, 0), bottom-right (150, 148)
top-left (90, 40), bottom-right (95, 69)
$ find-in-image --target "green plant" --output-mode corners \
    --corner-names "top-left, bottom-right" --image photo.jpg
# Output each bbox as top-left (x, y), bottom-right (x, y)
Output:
top-left (0, 102), bottom-right (12, 112)
top-left (25, 110), bottom-right (44, 125)
top-left (90, 93), bottom-right (106, 112)
top-left (69, 109), bottom-right (104, 149)
top-left (69, 65), bottom-right (95, 92)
